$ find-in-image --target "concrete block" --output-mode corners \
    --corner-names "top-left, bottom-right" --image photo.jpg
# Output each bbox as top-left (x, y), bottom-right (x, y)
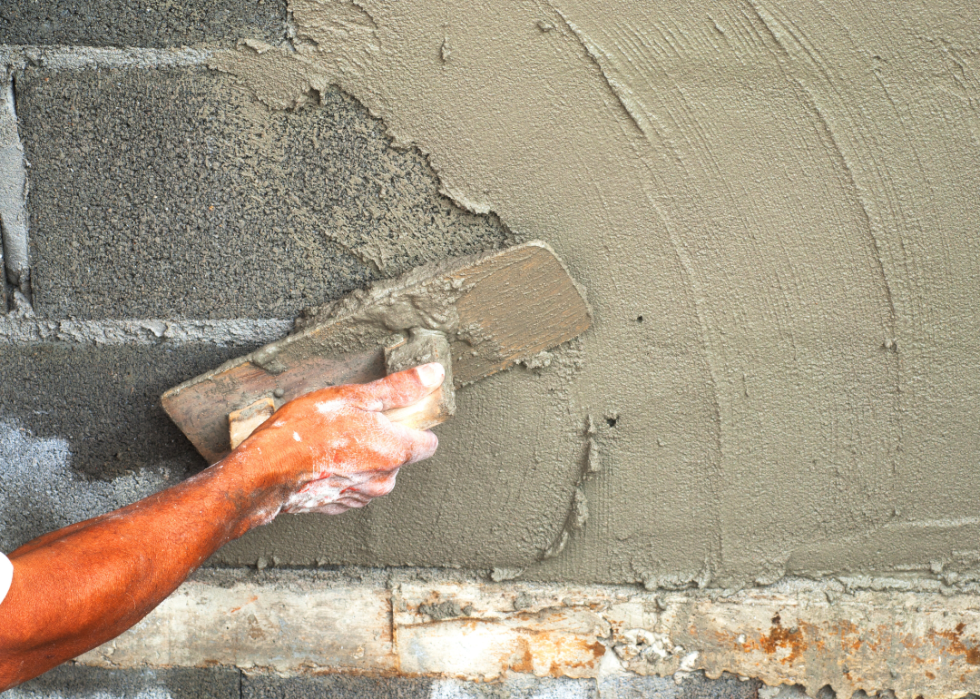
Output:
top-left (17, 67), bottom-right (511, 320)
top-left (0, 0), bottom-right (286, 48)
top-left (243, 674), bottom-right (434, 699)
top-left (598, 672), bottom-right (761, 699)
top-left (0, 342), bottom-right (255, 485)
top-left (675, 673), bottom-right (762, 699)
top-left (6, 664), bottom-right (240, 698)
top-left (427, 677), bottom-right (597, 698)
top-left (241, 674), bottom-right (600, 699)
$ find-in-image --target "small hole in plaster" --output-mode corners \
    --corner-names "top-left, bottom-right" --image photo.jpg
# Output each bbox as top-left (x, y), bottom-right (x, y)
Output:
top-left (606, 417), bottom-right (618, 428)
top-left (636, 315), bottom-right (644, 322)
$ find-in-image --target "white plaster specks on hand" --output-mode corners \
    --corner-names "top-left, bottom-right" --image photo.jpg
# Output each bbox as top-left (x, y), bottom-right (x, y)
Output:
top-left (314, 399), bottom-right (346, 415)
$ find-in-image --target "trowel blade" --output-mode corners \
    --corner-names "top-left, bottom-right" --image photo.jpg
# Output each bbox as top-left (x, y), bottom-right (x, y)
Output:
top-left (161, 240), bottom-right (591, 464)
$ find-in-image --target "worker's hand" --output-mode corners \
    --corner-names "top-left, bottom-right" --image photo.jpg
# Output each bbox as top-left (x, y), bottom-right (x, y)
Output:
top-left (238, 363), bottom-right (443, 516)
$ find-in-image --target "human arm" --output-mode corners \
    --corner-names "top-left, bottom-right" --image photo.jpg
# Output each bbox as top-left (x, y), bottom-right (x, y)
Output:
top-left (0, 363), bottom-right (443, 690)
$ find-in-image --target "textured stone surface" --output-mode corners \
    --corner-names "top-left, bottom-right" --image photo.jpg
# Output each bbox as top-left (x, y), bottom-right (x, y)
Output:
top-left (0, 0), bottom-right (286, 48)
top-left (243, 674), bottom-right (435, 699)
top-left (3, 669), bottom-right (763, 699)
top-left (17, 67), bottom-right (511, 321)
top-left (0, 342), bottom-right (256, 481)
top-left (5, 665), bottom-right (241, 698)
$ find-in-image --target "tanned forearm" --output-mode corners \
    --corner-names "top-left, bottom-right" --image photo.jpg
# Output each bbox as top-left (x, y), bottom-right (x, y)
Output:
top-left (0, 363), bottom-right (442, 691)
top-left (0, 450), bottom-right (282, 690)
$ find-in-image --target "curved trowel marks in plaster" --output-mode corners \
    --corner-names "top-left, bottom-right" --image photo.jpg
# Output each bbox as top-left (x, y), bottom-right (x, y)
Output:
top-left (212, 1), bottom-right (980, 588)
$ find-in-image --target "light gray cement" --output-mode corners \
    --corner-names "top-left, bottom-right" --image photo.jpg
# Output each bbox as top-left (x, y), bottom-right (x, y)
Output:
top-left (0, 418), bottom-right (180, 551)
top-left (0, 0), bottom-right (287, 48)
top-left (0, 45), bottom-right (211, 71)
top-left (3, 668), bottom-right (763, 699)
top-left (0, 312), bottom-right (291, 346)
top-left (0, 70), bottom-right (29, 294)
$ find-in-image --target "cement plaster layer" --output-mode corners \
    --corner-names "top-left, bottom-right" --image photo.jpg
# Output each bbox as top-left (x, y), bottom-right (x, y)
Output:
top-left (0, 343), bottom-right (255, 481)
top-left (213, 0), bottom-right (980, 587)
top-left (18, 67), bottom-right (510, 320)
top-left (0, 0), bottom-right (286, 48)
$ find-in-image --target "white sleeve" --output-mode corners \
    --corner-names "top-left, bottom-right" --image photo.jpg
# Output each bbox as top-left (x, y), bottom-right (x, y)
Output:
top-left (0, 552), bottom-right (12, 606)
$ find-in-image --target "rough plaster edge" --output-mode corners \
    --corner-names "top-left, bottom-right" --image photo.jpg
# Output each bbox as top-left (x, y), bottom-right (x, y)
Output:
top-left (76, 572), bottom-right (980, 699)
top-left (0, 308), bottom-right (291, 346)
top-left (0, 45), bottom-right (211, 71)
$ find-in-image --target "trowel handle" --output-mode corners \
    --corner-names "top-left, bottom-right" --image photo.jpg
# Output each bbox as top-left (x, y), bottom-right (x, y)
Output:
top-left (227, 329), bottom-right (455, 450)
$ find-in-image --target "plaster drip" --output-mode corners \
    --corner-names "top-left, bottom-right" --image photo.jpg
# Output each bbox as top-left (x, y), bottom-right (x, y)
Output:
top-left (0, 310), bottom-right (291, 346)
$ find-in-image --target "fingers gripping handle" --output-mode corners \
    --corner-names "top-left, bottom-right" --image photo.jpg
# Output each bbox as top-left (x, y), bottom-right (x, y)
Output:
top-left (227, 330), bottom-right (455, 449)
top-left (381, 329), bottom-right (455, 430)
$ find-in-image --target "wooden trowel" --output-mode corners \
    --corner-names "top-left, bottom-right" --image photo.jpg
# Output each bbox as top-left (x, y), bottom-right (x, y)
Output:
top-left (162, 240), bottom-right (591, 464)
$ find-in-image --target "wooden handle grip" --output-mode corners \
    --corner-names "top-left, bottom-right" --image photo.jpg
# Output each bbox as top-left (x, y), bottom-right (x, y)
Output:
top-left (228, 330), bottom-right (456, 450)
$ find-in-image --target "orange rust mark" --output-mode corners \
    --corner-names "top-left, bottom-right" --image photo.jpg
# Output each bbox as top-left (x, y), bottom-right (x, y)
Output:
top-left (228, 595), bottom-right (259, 614)
top-left (741, 613), bottom-right (809, 664)
top-left (547, 640), bottom-right (605, 677)
top-left (925, 671), bottom-right (936, 679)
top-left (509, 638), bottom-right (534, 674)
top-left (834, 619), bottom-right (863, 654)
top-left (930, 623), bottom-right (980, 666)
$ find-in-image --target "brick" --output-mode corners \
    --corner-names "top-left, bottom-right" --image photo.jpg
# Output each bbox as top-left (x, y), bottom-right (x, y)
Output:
top-left (18, 67), bottom-right (511, 320)
top-left (6, 665), bottom-right (240, 698)
top-left (0, 0), bottom-right (286, 48)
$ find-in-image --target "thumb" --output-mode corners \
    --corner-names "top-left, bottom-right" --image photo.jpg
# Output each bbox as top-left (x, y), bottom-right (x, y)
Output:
top-left (351, 362), bottom-right (445, 412)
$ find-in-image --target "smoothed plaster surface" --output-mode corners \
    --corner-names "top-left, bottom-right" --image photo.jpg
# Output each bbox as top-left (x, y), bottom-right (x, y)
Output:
top-left (210, 0), bottom-right (980, 588)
